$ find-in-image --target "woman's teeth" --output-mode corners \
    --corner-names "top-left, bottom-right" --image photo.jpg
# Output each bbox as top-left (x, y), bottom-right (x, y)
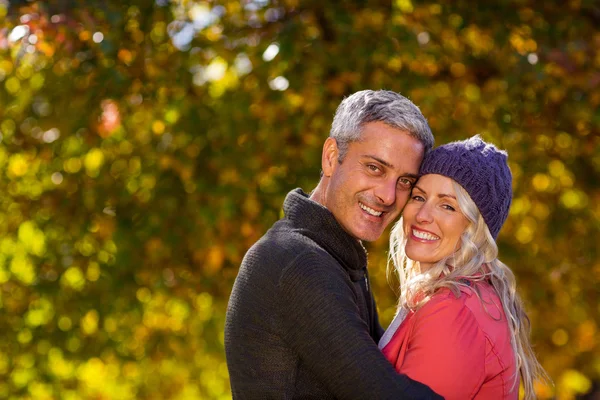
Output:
top-left (412, 229), bottom-right (439, 241)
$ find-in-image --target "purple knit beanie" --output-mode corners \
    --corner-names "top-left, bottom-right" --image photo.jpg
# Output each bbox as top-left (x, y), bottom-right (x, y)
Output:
top-left (419, 135), bottom-right (513, 239)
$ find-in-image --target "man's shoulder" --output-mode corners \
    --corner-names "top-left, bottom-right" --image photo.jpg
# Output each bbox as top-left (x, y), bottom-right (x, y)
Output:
top-left (244, 222), bottom-right (348, 280)
top-left (248, 220), bottom-right (333, 262)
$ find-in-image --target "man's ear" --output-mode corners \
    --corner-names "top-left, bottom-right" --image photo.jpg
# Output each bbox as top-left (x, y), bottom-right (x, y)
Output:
top-left (321, 137), bottom-right (339, 177)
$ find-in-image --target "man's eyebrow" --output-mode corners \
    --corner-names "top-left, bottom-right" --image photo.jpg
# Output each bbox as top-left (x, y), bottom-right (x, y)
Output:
top-left (363, 156), bottom-right (419, 179)
top-left (364, 155), bottom-right (393, 169)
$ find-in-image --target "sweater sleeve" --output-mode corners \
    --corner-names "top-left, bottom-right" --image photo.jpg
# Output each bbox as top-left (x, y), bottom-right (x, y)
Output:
top-left (372, 296), bottom-right (385, 343)
top-left (398, 293), bottom-right (486, 400)
top-left (278, 252), bottom-right (442, 400)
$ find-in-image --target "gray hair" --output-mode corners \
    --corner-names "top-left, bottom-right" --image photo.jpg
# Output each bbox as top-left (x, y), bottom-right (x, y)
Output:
top-left (330, 90), bottom-right (434, 161)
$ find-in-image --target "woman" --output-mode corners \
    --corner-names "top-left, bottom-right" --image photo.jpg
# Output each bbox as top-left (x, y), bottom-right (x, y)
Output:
top-left (379, 136), bottom-right (547, 399)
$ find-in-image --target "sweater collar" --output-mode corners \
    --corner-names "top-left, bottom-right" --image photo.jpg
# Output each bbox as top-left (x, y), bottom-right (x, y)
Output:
top-left (283, 188), bottom-right (367, 272)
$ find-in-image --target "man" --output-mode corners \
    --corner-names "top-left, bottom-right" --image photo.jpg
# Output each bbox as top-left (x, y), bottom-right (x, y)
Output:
top-left (225, 90), bottom-right (438, 399)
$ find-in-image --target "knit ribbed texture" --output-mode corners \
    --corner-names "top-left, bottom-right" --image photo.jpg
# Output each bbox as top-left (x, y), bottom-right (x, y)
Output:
top-left (224, 188), bottom-right (442, 399)
top-left (420, 135), bottom-right (513, 239)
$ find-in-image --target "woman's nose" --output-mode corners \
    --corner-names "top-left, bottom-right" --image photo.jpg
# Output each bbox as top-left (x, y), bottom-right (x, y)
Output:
top-left (415, 203), bottom-right (433, 224)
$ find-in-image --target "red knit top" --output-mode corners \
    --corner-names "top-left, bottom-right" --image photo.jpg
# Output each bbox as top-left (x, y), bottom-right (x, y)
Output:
top-left (381, 281), bottom-right (518, 399)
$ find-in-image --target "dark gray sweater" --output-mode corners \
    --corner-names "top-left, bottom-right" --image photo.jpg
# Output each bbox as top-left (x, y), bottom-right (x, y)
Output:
top-left (225, 189), bottom-right (441, 399)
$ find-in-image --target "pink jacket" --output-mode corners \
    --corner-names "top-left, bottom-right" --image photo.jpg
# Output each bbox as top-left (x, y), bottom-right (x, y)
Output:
top-left (381, 281), bottom-right (518, 400)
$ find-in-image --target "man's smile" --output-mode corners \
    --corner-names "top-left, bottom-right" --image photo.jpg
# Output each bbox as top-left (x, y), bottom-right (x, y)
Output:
top-left (359, 201), bottom-right (384, 217)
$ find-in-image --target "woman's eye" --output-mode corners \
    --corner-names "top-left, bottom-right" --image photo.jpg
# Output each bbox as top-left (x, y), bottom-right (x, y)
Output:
top-left (411, 195), bottom-right (425, 202)
top-left (442, 204), bottom-right (456, 212)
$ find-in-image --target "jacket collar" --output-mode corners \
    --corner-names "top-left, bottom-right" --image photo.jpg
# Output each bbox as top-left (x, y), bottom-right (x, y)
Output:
top-left (283, 188), bottom-right (367, 274)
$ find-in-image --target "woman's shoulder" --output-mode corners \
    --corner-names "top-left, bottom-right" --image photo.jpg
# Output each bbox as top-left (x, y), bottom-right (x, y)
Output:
top-left (425, 282), bottom-right (476, 306)
top-left (417, 286), bottom-right (475, 320)
top-left (429, 279), bottom-right (498, 300)
top-left (411, 287), bottom-right (484, 347)
top-left (418, 281), bottom-right (501, 322)
top-left (424, 280), bottom-right (506, 331)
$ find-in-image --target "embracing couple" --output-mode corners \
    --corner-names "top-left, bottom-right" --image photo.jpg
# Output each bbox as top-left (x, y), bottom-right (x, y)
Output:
top-left (225, 90), bottom-right (546, 399)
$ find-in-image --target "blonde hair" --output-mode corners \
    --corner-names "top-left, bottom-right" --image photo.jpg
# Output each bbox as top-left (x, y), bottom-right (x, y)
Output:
top-left (389, 180), bottom-right (548, 399)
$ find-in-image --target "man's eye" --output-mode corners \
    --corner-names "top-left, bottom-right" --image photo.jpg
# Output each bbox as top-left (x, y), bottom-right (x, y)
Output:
top-left (367, 164), bottom-right (380, 172)
top-left (398, 178), bottom-right (413, 188)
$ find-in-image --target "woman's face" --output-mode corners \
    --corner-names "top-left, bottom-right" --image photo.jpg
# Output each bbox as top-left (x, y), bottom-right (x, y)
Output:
top-left (402, 174), bottom-right (470, 272)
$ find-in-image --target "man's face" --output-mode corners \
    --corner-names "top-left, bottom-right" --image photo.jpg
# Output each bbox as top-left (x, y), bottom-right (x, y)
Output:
top-left (321, 121), bottom-right (425, 242)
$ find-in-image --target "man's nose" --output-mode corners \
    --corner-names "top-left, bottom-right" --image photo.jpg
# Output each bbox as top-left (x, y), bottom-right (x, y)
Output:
top-left (374, 179), bottom-right (397, 206)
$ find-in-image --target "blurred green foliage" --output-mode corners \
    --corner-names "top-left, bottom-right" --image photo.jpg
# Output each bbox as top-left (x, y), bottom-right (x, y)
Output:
top-left (0, 0), bottom-right (598, 398)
